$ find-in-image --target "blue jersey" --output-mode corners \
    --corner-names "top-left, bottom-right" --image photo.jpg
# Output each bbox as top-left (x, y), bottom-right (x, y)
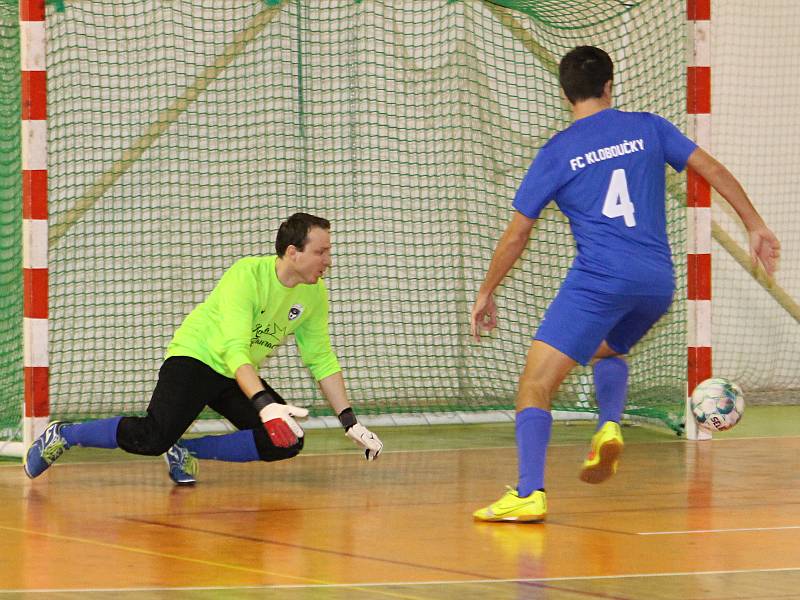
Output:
top-left (513, 109), bottom-right (697, 295)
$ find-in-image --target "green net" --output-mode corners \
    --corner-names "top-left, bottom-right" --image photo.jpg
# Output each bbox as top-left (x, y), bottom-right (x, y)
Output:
top-left (0, 2), bottom-right (22, 442)
top-left (2, 0), bottom-right (688, 440)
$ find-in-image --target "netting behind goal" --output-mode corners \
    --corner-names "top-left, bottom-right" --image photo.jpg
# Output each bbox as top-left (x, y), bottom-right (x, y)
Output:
top-left (1, 0), bottom-right (688, 439)
top-left (709, 0), bottom-right (800, 399)
top-left (0, 2), bottom-right (22, 441)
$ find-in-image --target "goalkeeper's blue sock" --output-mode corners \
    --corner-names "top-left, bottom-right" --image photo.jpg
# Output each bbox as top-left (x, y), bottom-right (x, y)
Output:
top-left (61, 416), bottom-right (122, 449)
top-left (594, 356), bottom-right (628, 429)
top-left (516, 407), bottom-right (552, 498)
top-left (181, 430), bottom-right (260, 462)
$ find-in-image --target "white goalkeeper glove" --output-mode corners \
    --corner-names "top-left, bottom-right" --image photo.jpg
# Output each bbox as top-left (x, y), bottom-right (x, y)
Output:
top-left (338, 407), bottom-right (383, 460)
top-left (345, 423), bottom-right (384, 461)
top-left (252, 390), bottom-right (308, 448)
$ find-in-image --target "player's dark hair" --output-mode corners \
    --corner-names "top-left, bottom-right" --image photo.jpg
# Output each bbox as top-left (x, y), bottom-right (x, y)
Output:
top-left (558, 46), bottom-right (613, 104)
top-left (275, 212), bottom-right (331, 257)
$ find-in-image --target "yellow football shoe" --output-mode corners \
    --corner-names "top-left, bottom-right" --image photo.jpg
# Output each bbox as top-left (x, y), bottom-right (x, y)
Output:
top-left (473, 487), bottom-right (547, 523)
top-left (580, 420), bottom-right (624, 484)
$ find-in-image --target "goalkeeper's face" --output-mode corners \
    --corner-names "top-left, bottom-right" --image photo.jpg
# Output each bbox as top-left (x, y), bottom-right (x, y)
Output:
top-left (292, 226), bottom-right (332, 284)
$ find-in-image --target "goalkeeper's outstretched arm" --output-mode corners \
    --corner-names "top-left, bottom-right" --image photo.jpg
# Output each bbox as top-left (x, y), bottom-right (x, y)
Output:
top-left (319, 372), bottom-right (384, 460)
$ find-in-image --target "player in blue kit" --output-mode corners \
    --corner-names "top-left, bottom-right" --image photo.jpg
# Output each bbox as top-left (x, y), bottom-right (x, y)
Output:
top-left (470, 46), bottom-right (780, 523)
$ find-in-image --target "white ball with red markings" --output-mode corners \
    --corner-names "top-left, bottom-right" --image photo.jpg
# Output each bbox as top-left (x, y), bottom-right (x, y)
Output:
top-left (691, 377), bottom-right (744, 433)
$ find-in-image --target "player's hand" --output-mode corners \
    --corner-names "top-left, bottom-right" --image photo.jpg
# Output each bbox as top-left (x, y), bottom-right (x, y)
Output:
top-left (470, 293), bottom-right (497, 341)
top-left (748, 225), bottom-right (780, 277)
top-left (345, 423), bottom-right (383, 460)
top-left (259, 403), bottom-right (309, 448)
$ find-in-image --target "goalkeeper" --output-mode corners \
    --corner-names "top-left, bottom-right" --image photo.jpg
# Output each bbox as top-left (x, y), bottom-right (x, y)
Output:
top-left (24, 212), bottom-right (383, 484)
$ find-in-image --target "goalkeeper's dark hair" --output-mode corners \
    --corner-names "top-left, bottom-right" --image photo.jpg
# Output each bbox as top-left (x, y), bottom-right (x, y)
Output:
top-left (275, 212), bottom-right (331, 257)
top-left (559, 46), bottom-right (613, 104)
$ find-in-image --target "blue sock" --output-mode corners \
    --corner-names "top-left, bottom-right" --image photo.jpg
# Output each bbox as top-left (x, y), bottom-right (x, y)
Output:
top-left (181, 430), bottom-right (260, 462)
top-left (62, 417), bottom-right (122, 449)
top-left (594, 356), bottom-right (628, 429)
top-left (516, 407), bottom-right (552, 497)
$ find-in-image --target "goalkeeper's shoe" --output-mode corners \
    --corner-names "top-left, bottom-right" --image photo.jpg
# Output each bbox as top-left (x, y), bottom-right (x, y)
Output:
top-left (23, 421), bottom-right (71, 479)
top-left (164, 442), bottom-right (198, 486)
top-left (473, 487), bottom-right (547, 523)
top-left (580, 420), bottom-right (624, 484)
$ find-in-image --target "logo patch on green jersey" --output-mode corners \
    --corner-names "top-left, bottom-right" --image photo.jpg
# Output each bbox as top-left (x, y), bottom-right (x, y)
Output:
top-left (288, 304), bottom-right (304, 321)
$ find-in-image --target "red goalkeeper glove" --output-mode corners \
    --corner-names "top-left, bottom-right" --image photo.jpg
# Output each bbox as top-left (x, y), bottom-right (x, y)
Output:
top-left (252, 390), bottom-right (308, 448)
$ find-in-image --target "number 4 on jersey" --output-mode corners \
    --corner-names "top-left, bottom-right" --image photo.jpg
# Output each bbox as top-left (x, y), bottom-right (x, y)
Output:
top-left (602, 168), bottom-right (636, 227)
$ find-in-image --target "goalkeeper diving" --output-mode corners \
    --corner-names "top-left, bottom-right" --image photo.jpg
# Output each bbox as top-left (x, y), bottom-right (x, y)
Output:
top-left (24, 213), bottom-right (383, 484)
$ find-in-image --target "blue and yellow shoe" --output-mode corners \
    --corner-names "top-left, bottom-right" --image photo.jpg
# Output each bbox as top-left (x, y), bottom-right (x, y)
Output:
top-left (473, 487), bottom-right (547, 523)
top-left (580, 421), bottom-right (624, 484)
top-left (164, 442), bottom-right (198, 486)
top-left (23, 421), bottom-right (71, 479)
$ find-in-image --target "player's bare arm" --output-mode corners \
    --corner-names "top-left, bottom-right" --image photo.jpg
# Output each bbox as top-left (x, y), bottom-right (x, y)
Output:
top-left (317, 370), bottom-right (350, 415)
top-left (235, 363), bottom-right (266, 398)
top-left (471, 211), bottom-right (536, 340)
top-left (687, 147), bottom-right (781, 276)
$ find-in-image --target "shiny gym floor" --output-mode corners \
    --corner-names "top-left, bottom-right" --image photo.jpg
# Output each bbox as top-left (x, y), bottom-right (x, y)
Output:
top-left (2, 406), bottom-right (800, 599)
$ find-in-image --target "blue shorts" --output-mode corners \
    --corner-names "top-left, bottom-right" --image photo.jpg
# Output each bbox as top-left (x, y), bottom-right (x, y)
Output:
top-left (534, 280), bottom-right (673, 365)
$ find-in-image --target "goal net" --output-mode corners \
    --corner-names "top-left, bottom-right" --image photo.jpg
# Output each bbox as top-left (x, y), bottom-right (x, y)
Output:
top-left (708, 1), bottom-right (800, 400)
top-left (1, 0), bottom-right (689, 447)
top-left (0, 0), bottom-right (23, 445)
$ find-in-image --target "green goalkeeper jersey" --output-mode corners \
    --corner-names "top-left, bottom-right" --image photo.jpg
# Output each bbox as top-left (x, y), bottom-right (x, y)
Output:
top-left (166, 255), bottom-right (341, 381)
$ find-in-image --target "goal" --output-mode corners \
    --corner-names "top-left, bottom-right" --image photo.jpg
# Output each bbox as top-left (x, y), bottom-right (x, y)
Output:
top-left (2, 0), bottom-right (697, 455)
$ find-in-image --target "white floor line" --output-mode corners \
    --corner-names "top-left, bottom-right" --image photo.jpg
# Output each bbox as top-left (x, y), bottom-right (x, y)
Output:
top-left (0, 445), bottom-right (520, 469)
top-left (638, 525), bottom-right (800, 535)
top-left (3, 566), bottom-right (800, 594)
top-left (2, 432), bottom-right (798, 470)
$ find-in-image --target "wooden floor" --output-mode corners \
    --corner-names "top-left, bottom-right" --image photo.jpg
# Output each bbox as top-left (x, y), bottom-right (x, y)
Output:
top-left (2, 428), bottom-right (800, 599)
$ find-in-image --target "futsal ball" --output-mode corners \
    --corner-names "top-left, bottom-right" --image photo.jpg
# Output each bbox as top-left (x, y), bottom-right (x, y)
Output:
top-left (691, 377), bottom-right (744, 433)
